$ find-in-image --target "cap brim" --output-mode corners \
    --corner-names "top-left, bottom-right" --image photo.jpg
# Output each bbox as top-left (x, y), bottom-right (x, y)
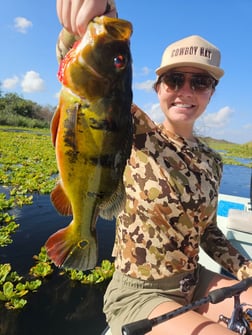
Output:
top-left (155, 61), bottom-right (224, 80)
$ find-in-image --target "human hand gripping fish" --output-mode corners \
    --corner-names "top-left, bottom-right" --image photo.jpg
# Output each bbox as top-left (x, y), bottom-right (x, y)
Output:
top-left (45, 16), bottom-right (133, 271)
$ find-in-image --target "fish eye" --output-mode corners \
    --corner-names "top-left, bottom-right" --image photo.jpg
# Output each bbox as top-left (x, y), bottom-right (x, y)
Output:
top-left (113, 55), bottom-right (126, 69)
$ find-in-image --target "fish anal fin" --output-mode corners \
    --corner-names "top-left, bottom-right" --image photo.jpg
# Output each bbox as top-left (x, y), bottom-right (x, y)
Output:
top-left (99, 180), bottom-right (126, 220)
top-left (45, 223), bottom-right (98, 271)
top-left (45, 226), bottom-right (72, 267)
top-left (51, 182), bottom-right (72, 216)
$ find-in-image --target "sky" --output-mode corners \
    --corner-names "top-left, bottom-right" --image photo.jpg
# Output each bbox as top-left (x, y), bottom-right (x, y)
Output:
top-left (0, 0), bottom-right (251, 144)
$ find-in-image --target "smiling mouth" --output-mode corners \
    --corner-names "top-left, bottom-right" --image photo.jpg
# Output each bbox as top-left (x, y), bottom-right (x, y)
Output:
top-left (172, 103), bottom-right (196, 108)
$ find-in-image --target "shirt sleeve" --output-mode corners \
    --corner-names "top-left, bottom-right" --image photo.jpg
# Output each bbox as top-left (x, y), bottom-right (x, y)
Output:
top-left (200, 218), bottom-right (249, 277)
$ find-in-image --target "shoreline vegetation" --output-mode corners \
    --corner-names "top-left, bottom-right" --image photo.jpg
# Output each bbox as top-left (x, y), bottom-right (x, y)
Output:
top-left (0, 125), bottom-right (251, 310)
top-left (1, 125), bottom-right (251, 166)
top-left (201, 136), bottom-right (252, 167)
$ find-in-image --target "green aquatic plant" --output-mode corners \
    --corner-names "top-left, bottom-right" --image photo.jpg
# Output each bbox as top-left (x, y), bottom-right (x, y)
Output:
top-left (0, 279), bottom-right (42, 310)
top-left (0, 263), bottom-right (22, 285)
top-left (0, 263), bottom-right (42, 310)
top-left (0, 191), bottom-right (32, 247)
top-left (0, 128), bottom-right (57, 259)
top-left (0, 194), bottom-right (20, 247)
top-left (0, 264), bottom-right (13, 284)
top-left (0, 129), bottom-right (57, 194)
top-left (64, 259), bottom-right (115, 284)
top-left (30, 247), bottom-right (54, 278)
top-left (29, 262), bottom-right (53, 278)
top-left (0, 128), bottom-right (58, 309)
top-left (33, 245), bottom-right (52, 263)
top-left (0, 219), bottom-right (19, 247)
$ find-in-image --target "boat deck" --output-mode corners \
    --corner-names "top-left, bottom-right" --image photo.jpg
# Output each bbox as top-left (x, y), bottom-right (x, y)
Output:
top-left (199, 193), bottom-right (252, 273)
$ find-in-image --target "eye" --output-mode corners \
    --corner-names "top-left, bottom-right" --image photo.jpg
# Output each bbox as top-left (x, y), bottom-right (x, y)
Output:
top-left (113, 55), bottom-right (126, 69)
top-left (162, 73), bottom-right (184, 90)
top-left (192, 76), bottom-right (213, 90)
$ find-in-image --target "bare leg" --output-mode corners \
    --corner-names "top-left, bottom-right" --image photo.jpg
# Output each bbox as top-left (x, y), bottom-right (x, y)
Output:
top-left (147, 272), bottom-right (252, 334)
top-left (147, 300), bottom-right (236, 335)
top-left (198, 273), bottom-right (252, 323)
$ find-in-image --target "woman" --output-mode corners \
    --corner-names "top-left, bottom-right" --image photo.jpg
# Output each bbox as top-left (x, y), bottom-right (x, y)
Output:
top-left (56, 1), bottom-right (252, 334)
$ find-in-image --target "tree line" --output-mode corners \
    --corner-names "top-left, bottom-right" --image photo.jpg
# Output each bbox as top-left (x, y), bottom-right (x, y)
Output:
top-left (0, 90), bottom-right (55, 129)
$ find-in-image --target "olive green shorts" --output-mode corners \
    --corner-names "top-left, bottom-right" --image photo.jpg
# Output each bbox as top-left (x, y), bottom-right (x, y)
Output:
top-left (103, 265), bottom-right (216, 335)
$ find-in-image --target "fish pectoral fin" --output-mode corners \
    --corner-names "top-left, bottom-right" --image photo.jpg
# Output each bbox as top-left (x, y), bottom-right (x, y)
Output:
top-left (99, 180), bottom-right (126, 220)
top-left (50, 182), bottom-right (72, 216)
top-left (50, 104), bottom-right (61, 146)
top-left (45, 223), bottom-right (98, 271)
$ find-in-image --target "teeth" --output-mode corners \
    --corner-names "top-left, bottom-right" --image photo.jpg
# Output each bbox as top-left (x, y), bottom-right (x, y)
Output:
top-left (174, 103), bottom-right (192, 108)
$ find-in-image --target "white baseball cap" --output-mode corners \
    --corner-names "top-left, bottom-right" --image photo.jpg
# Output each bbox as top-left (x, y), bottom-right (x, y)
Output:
top-left (155, 35), bottom-right (224, 80)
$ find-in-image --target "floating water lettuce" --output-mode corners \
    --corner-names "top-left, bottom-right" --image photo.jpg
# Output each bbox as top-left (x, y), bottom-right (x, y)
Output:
top-left (64, 259), bottom-right (115, 284)
top-left (0, 263), bottom-right (41, 310)
top-left (29, 246), bottom-right (54, 278)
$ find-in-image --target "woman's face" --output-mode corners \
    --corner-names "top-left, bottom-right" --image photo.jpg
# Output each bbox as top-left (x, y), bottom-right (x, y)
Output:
top-left (156, 66), bottom-right (215, 135)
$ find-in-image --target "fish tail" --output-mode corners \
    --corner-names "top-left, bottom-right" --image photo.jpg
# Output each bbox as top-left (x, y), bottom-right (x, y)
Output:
top-left (45, 222), bottom-right (97, 271)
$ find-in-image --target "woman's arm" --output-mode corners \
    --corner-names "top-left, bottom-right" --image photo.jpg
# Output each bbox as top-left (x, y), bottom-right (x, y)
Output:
top-left (200, 220), bottom-right (252, 279)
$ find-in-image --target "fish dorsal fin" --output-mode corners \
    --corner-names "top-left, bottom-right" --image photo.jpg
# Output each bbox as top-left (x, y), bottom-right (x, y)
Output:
top-left (50, 182), bottom-right (72, 216)
top-left (99, 180), bottom-right (126, 220)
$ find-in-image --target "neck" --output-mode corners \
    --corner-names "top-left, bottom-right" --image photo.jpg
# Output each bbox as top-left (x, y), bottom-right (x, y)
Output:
top-left (162, 120), bottom-right (195, 141)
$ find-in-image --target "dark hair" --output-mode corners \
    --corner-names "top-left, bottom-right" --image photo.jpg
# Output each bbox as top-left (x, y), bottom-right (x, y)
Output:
top-left (153, 76), bottom-right (162, 92)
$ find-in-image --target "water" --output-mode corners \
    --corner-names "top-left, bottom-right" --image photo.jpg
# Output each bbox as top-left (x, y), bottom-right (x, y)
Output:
top-left (0, 196), bottom-right (115, 335)
top-left (0, 165), bottom-right (251, 335)
top-left (219, 164), bottom-right (251, 198)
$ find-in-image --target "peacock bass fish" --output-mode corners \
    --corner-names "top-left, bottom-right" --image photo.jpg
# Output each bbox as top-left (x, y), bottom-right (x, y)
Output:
top-left (45, 16), bottom-right (133, 271)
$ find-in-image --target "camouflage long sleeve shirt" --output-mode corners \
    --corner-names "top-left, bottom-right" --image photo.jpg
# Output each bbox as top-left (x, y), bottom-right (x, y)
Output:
top-left (112, 104), bottom-right (248, 280)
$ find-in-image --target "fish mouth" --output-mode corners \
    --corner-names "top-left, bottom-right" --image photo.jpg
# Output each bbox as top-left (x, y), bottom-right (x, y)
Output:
top-left (75, 24), bottom-right (104, 80)
top-left (77, 54), bottom-right (103, 80)
top-left (70, 18), bottom-right (107, 81)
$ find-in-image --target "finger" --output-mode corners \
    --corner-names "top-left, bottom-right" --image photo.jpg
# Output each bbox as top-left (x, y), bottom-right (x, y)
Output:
top-left (56, 0), bottom-right (62, 24)
top-left (59, 0), bottom-right (73, 33)
top-left (70, 0), bottom-right (86, 35)
top-left (75, 0), bottom-right (108, 36)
